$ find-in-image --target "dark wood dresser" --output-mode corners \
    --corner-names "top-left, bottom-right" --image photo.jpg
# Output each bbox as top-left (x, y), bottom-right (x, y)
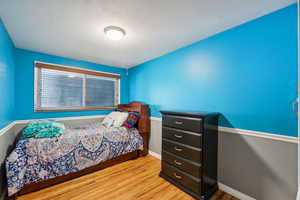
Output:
top-left (160, 111), bottom-right (219, 200)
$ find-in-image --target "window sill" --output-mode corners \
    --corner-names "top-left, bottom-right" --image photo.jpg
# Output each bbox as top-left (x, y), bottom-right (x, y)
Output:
top-left (35, 106), bottom-right (117, 112)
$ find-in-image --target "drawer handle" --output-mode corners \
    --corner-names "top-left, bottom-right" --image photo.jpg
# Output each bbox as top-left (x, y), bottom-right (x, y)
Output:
top-left (174, 160), bottom-right (183, 166)
top-left (174, 147), bottom-right (183, 152)
top-left (174, 134), bottom-right (183, 139)
top-left (174, 121), bottom-right (183, 125)
top-left (173, 173), bottom-right (182, 179)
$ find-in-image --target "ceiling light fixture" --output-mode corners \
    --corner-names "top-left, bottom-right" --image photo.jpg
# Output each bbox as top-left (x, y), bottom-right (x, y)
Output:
top-left (104, 26), bottom-right (126, 41)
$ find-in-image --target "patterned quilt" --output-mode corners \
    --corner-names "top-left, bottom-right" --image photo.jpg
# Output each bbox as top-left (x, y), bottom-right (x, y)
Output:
top-left (6, 122), bottom-right (143, 196)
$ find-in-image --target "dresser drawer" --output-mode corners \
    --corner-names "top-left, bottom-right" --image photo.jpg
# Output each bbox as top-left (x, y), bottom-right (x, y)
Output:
top-left (162, 139), bottom-right (202, 163)
top-left (162, 151), bottom-right (201, 177)
top-left (162, 115), bottom-right (202, 132)
top-left (162, 127), bottom-right (202, 148)
top-left (162, 161), bottom-right (201, 194)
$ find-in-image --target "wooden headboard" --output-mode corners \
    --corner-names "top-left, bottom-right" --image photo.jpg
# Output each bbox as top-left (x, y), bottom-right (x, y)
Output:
top-left (117, 102), bottom-right (150, 156)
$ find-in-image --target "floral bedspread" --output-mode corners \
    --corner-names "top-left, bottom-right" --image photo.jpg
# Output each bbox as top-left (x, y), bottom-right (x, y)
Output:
top-left (6, 122), bottom-right (143, 196)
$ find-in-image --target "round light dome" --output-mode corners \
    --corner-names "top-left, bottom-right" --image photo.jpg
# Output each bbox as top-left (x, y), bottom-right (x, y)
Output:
top-left (104, 26), bottom-right (126, 41)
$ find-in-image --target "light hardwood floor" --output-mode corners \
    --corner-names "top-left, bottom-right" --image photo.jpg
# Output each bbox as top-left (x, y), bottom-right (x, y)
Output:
top-left (17, 155), bottom-right (238, 200)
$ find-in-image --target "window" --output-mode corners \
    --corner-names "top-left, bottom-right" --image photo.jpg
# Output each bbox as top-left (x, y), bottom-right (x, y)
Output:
top-left (35, 62), bottom-right (120, 111)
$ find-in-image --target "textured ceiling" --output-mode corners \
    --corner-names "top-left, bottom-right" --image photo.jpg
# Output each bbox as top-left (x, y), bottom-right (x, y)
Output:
top-left (0, 0), bottom-right (296, 68)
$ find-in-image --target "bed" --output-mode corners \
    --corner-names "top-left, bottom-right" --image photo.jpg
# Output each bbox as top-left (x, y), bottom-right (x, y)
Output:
top-left (6, 102), bottom-right (150, 199)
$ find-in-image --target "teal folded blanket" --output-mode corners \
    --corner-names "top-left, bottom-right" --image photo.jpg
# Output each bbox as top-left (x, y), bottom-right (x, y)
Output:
top-left (22, 119), bottom-right (65, 139)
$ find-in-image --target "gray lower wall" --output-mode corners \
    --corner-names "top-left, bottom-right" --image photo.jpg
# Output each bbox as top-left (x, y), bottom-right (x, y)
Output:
top-left (0, 118), bottom-right (297, 200)
top-left (150, 118), bottom-right (298, 200)
top-left (149, 119), bottom-right (162, 155)
top-left (0, 125), bottom-right (19, 200)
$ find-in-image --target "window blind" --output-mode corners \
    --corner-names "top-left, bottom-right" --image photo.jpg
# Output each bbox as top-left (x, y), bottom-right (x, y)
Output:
top-left (86, 75), bottom-right (117, 107)
top-left (35, 63), bottom-right (120, 111)
top-left (39, 68), bottom-right (84, 108)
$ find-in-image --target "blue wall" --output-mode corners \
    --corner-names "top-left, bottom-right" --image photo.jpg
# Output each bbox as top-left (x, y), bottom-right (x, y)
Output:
top-left (14, 49), bottom-right (129, 120)
top-left (128, 5), bottom-right (298, 137)
top-left (0, 5), bottom-right (298, 136)
top-left (0, 19), bottom-right (15, 129)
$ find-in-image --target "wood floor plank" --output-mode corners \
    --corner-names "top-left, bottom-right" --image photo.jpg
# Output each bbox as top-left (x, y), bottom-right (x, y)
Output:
top-left (17, 155), bottom-right (239, 200)
top-left (210, 190), bottom-right (225, 200)
top-left (222, 194), bottom-right (233, 200)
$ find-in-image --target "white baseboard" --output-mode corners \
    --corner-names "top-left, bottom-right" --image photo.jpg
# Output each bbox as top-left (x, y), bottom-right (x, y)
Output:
top-left (149, 150), bottom-right (161, 160)
top-left (218, 183), bottom-right (256, 200)
top-left (297, 187), bottom-right (300, 200)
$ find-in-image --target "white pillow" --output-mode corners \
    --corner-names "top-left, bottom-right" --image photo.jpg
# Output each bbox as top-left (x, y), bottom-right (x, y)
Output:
top-left (113, 112), bottom-right (129, 127)
top-left (102, 112), bottom-right (129, 127)
top-left (102, 113), bottom-right (114, 127)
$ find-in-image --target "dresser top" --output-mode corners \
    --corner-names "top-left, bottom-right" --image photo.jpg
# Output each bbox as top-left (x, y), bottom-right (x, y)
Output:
top-left (160, 110), bottom-right (219, 118)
